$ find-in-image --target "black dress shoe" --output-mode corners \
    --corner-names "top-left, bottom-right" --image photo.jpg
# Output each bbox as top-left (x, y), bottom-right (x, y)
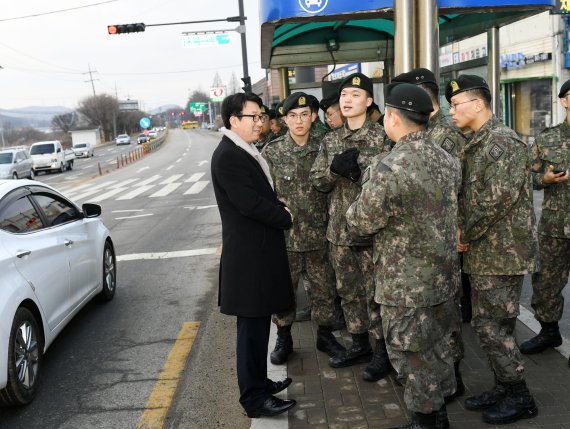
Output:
top-left (246, 395), bottom-right (297, 418)
top-left (267, 377), bottom-right (292, 394)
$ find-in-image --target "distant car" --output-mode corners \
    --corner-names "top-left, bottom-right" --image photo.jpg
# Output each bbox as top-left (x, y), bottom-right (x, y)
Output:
top-left (148, 130), bottom-right (158, 140)
top-left (0, 179), bottom-right (116, 406)
top-left (72, 142), bottom-right (93, 158)
top-left (137, 133), bottom-right (149, 144)
top-left (115, 134), bottom-right (131, 145)
top-left (0, 147), bottom-right (34, 180)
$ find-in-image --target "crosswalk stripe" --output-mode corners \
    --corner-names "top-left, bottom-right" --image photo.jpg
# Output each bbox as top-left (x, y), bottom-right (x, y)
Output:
top-left (184, 181), bottom-right (209, 195)
top-left (150, 183), bottom-right (182, 198)
top-left (134, 174), bottom-right (162, 187)
top-left (110, 178), bottom-right (139, 188)
top-left (161, 174), bottom-right (184, 185)
top-left (185, 172), bottom-right (205, 183)
top-left (68, 181), bottom-right (118, 200)
top-left (89, 187), bottom-right (129, 202)
top-left (117, 185), bottom-right (155, 200)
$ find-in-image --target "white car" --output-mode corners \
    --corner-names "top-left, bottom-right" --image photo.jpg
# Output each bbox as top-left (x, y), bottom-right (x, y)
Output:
top-left (0, 180), bottom-right (116, 406)
top-left (115, 134), bottom-right (131, 145)
top-left (148, 130), bottom-right (158, 140)
top-left (72, 143), bottom-right (94, 158)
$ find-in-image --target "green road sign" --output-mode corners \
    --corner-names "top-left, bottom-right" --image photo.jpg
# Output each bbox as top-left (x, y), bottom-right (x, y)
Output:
top-left (189, 102), bottom-right (207, 113)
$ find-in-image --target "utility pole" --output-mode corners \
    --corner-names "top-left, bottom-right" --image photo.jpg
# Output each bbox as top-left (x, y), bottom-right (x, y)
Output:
top-left (237, 0), bottom-right (251, 93)
top-left (84, 64), bottom-right (98, 96)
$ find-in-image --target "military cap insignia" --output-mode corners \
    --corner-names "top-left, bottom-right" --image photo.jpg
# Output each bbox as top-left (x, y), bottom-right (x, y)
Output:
top-left (278, 106), bottom-right (283, 114)
top-left (352, 76), bottom-right (361, 86)
top-left (450, 81), bottom-right (460, 92)
top-left (261, 106), bottom-right (266, 113)
top-left (441, 137), bottom-right (455, 154)
top-left (489, 144), bottom-right (505, 161)
top-left (299, 96), bottom-right (306, 106)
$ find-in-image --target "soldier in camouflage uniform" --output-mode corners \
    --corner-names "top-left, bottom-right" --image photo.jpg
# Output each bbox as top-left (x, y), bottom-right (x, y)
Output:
top-left (254, 105), bottom-right (273, 151)
top-left (447, 75), bottom-right (539, 425)
top-left (392, 68), bottom-right (467, 402)
top-left (307, 94), bottom-right (329, 137)
top-left (520, 79), bottom-right (570, 364)
top-left (347, 82), bottom-right (459, 429)
top-left (320, 94), bottom-right (346, 130)
top-left (310, 72), bottom-right (393, 381)
top-left (262, 92), bottom-right (345, 365)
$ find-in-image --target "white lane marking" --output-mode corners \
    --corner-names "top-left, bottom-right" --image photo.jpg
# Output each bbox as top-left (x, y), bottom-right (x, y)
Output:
top-left (106, 148), bottom-right (114, 152)
top-left (176, 158), bottom-right (182, 163)
top-left (185, 172), bottom-right (205, 183)
top-left (89, 187), bottom-right (128, 202)
top-left (250, 323), bottom-right (289, 429)
top-left (117, 185), bottom-right (155, 200)
top-left (198, 160), bottom-right (208, 166)
top-left (166, 165), bottom-right (174, 171)
top-left (68, 181), bottom-right (118, 200)
top-left (112, 209), bottom-right (144, 213)
top-left (64, 174), bottom-right (81, 180)
top-left (134, 174), bottom-right (162, 187)
top-left (161, 174), bottom-right (184, 185)
top-left (117, 248), bottom-right (217, 261)
top-left (182, 153), bottom-right (187, 157)
top-left (82, 165), bottom-right (94, 170)
top-left (107, 160), bottom-right (117, 165)
top-left (184, 181), bottom-right (209, 195)
top-left (518, 306), bottom-right (570, 359)
top-left (110, 178), bottom-right (138, 188)
top-left (137, 166), bottom-right (150, 173)
top-left (150, 183), bottom-right (182, 198)
top-left (115, 213), bottom-right (154, 220)
top-left (196, 205), bottom-right (217, 210)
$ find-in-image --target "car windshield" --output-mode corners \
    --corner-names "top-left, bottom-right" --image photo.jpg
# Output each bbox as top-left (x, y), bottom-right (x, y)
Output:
top-left (139, 134), bottom-right (146, 137)
top-left (30, 144), bottom-right (55, 155)
top-left (0, 153), bottom-right (14, 164)
top-left (74, 144), bottom-right (87, 148)
top-left (117, 135), bottom-right (128, 138)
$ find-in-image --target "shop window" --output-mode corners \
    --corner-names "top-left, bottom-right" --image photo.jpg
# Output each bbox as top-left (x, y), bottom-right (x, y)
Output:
top-left (512, 79), bottom-right (551, 144)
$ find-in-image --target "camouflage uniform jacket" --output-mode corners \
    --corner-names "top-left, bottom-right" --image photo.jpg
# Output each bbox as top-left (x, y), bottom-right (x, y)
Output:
top-left (311, 119), bottom-right (329, 139)
top-left (427, 109), bottom-right (466, 165)
top-left (530, 121), bottom-right (570, 238)
top-left (263, 132), bottom-right (328, 252)
top-left (460, 115), bottom-right (538, 275)
top-left (254, 132), bottom-right (276, 151)
top-left (310, 119), bottom-right (391, 246)
top-left (346, 131), bottom-right (461, 307)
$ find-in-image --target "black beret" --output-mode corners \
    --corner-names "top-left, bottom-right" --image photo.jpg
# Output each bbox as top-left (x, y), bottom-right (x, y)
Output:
top-left (275, 100), bottom-right (285, 118)
top-left (384, 83), bottom-right (434, 115)
top-left (392, 68), bottom-right (436, 85)
top-left (445, 74), bottom-right (489, 102)
top-left (282, 92), bottom-right (312, 115)
top-left (260, 105), bottom-right (269, 115)
top-left (306, 94), bottom-right (320, 111)
top-left (267, 108), bottom-right (276, 120)
top-left (559, 78), bottom-right (570, 98)
top-left (320, 94), bottom-right (339, 112)
top-left (338, 73), bottom-right (373, 97)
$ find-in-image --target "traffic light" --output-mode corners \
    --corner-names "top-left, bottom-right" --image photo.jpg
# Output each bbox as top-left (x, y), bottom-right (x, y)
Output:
top-left (107, 23), bottom-right (146, 35)
top-left (241, 76), bottom-right (252, 93)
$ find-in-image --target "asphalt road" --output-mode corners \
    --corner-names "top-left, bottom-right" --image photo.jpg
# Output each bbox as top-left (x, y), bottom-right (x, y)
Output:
top-left (0, 129), bottom-right (227, 428)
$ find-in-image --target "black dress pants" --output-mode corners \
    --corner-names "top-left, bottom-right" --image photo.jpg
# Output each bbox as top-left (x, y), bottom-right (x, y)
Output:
top-left (236, 315), bottom-right (271, 412)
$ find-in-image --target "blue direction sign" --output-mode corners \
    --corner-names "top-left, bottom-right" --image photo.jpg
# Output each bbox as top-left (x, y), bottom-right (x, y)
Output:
top-left (140, 117), bottom-right (151, 129)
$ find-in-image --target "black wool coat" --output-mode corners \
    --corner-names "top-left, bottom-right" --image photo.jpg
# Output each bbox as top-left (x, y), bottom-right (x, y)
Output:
top-left (211, 135), bottom-right (294, 317)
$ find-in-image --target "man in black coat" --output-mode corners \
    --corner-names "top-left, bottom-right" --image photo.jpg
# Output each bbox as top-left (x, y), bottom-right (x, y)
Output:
top-left (211, 92), bottom-right (297, 418)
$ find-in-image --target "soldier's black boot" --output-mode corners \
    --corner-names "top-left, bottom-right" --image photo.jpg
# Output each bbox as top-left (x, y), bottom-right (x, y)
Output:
top-left (444, 361), bottom-right (465, 403)
top-left (295, 305), bottom-right (311, 322)
top-left (328, 332), bottom-right (372, 368)
top-left (464, 375), bottom-right (508, 410)
top-left (362, 339), bottom-right (393, 381)
top-left (316, 326), bottom-right (346, 358)
top-left (270, 325), bottom-right (293, 365)
top-left (390, 404), bottom-right (450, 429)
top-left (482, 380), bottom-right (538, 424)
top-left (519, 321), bottom-right (562, 354)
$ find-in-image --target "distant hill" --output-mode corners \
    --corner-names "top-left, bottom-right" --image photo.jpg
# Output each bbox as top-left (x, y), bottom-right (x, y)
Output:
top-left (149, 104), bottom-right (183, 115)
top-left (0, 106), bottom-right (74, 128)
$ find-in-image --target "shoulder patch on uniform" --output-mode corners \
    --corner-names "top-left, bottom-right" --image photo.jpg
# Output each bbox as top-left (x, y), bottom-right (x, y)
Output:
top-left (361, 166), bottom-right (371, 185)
top-left (488, 143), bottom-right (505, 161)
top-left (441, 137), bottom-right (455, 154)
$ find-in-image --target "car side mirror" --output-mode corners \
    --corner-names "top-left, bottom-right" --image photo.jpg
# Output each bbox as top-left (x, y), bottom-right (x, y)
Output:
top-left (82, 203), bottom-right (102, 218)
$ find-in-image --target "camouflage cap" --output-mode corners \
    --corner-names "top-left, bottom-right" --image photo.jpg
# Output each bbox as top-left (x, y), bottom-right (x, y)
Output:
top-left (384, 83), bottom-right (433, 115)
top-left (282, 92), bottom-right (311, 115)
top-left (392, 68), bottom-right (437, 85)
top-left (445, 74), bottom-right (489, 102)
top-left (338, 72), bottom-right (373, 97)
top-left (559, 78), bottom-right (570, 98)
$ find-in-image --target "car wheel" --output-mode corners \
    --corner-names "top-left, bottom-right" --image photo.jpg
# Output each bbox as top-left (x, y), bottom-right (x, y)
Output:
top-left (67, 161), bottom-right (73, 171)
top-left (59, 163), bottom-right (64, 173)
top-left (0, 307), bottom-right (43, 406)
top-left (98, 241), bottom-right (116, 301)
top-left (12, 172), bottom-right (17, 180)
top-left (29, 169), bottom-right (34, 180)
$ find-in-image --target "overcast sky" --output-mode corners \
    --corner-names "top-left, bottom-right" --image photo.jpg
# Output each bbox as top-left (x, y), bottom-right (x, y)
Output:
top-left (0, 0), bottom-right (264, 111)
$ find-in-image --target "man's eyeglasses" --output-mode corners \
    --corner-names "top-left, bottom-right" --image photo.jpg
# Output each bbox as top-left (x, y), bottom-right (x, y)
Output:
top-left (449, 98), bottom-right (479, 110)
top-left (286, 112), bottom-right (312, 122)
top-left (236, 114), bottom-right (267, 123)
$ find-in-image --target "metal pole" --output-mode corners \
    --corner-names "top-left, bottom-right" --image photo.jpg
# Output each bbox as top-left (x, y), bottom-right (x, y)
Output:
top-left (487, 26), bottom-right (501, 115)
top-left (279, 68), bottom-right (290, 100)
top-left (394, 0), bottom-right (415, 75)
top-left (417, 0), bottom-right (439, 81)
top-left (238, 0), bottom-right (251, 92)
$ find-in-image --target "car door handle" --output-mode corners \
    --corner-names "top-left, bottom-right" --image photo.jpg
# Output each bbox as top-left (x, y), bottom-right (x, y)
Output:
top-left (16, 250), bottom-right (31, 258)
top-left (64, 239), bottom-right (74, 247)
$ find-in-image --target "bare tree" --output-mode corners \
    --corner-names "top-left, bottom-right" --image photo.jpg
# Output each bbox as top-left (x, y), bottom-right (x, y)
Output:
top-left (228, 71), bottom-right (241, 95)
top-left (52, 112), bottom-right (76, 135)
top-left (77, 94), bottom-right (119, 142)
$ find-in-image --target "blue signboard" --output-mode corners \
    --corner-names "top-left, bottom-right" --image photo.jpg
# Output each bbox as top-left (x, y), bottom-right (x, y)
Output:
top-left (328, 63), bottom-right (361, 81)
top-left (140, 117), bottom-right (151, 129)
top-left (260, 0), bottom-right (554, 22)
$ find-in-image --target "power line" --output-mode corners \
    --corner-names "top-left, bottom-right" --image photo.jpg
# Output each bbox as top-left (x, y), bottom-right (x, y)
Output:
top-left (0, 1), bottom-right (120, 23)
top-left (0, 41), bottom-right (84, 73)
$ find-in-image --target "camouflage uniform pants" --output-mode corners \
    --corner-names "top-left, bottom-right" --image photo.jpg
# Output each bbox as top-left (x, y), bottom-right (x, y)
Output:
top-left (329, 244), bottom-right (382, 338)
top-left (531, 234), bottom-right (570, 323)
top-left (272, 248), bottom-right (336, 327)
top-left (381, 301), bottom-right (456, 414)
top-left (469, 274), bottom-right (524, 383)
top-left (447, 292), bottom-right (465, 363)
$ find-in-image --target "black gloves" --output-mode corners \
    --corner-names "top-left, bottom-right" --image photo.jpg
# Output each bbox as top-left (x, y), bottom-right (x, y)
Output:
top-left (330, 148), bottom-right (361, 182)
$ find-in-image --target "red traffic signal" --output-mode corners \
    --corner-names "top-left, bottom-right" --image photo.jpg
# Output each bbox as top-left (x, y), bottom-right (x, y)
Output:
top-left (107, 23), bottom-right (146, 35)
